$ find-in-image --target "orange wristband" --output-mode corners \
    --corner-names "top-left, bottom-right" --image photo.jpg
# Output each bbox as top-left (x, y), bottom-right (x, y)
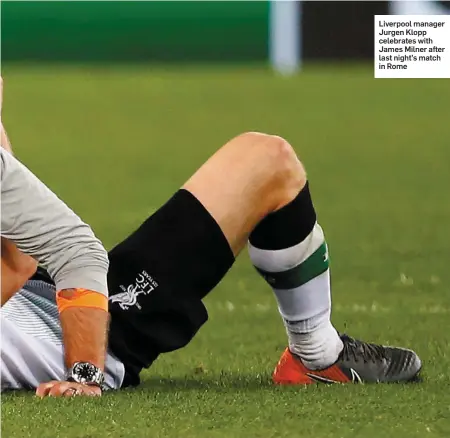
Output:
top-left (56, 289), bottom-right (108, 314)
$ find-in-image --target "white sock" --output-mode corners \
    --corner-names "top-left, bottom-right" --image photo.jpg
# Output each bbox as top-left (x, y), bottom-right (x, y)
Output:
top-left (249, 223), bottom-right (343, 370)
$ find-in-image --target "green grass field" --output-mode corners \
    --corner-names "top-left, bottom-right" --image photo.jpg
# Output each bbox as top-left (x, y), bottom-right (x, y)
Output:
top-left (2, 63), bottom-right (450, 438)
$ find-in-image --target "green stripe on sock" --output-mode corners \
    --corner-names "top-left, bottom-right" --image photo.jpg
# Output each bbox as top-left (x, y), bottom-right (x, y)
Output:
top-left (256, 242), bottom-right (329, 290)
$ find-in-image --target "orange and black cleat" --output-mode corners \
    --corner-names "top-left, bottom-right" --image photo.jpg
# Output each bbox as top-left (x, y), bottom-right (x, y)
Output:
top-left (273, 334), bottom-right (422, 385)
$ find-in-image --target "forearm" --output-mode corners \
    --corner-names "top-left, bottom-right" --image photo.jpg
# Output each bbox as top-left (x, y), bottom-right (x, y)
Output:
top-left (36, 296), bottom-right (110, 397)
top-left (59, 289), bottom-right (109, 370)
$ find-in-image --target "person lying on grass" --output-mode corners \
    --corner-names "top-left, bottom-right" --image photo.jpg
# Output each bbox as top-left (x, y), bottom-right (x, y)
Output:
top-left (1, 78), bottom-right (421, 397)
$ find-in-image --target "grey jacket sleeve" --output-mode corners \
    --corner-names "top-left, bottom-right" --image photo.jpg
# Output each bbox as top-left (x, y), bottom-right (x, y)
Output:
top-left (0, 148), bottom-right (109, 296)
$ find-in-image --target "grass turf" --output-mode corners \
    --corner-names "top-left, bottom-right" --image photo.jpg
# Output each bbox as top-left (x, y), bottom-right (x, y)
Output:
top-left (1, 63), bottom-right (450, 438)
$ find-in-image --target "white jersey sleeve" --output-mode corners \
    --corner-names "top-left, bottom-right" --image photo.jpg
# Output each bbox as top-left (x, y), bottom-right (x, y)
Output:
top-left (0, 148), bottom-right (109, 295)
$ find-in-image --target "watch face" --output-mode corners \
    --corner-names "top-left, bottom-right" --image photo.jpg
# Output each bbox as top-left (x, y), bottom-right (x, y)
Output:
top-left (72, 362), bottom-right (98, 384)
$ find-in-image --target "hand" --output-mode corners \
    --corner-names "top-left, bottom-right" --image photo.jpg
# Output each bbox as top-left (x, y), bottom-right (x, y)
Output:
top-left (36, 380), bottom-right (102, 398)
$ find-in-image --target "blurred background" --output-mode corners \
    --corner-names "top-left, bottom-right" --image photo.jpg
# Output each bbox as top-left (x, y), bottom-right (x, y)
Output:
top-left (2, 1), bottom-right (450, 65)
top-left (1, 0), bottom-right (449, 247)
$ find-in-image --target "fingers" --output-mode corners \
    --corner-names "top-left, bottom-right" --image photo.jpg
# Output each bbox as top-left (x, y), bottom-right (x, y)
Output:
top-left (83, 386), bottom-right (102, 397)
top-left (48, 381), bottom-right (74, 397)
top-left (61, 384), bottom-right (101, 397)
top-left (36, 381), bottom-right (102, 398)
top-left (36, 381), bottom-right (59, 398)
top-left (62, 387), bottom-right (78, 397)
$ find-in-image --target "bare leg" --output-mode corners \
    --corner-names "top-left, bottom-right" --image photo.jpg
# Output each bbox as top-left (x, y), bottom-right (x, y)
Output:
top-left (108, 131), bottom-right (420, 387)
top-left (107, 131), bottom-right (318, 381)
top-left (186, 131), bottom-right (343, 371)
top-left (183, 132), bottom-right (305, 256)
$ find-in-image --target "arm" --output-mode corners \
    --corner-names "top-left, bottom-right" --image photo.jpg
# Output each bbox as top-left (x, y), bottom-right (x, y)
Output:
top-left (1, 243), bottom-right (108, 394)
top-left (1, 148), bottom-right (110, 396)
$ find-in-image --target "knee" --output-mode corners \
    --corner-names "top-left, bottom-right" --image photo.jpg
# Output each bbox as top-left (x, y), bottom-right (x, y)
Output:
top-left (236, 131), bottom-right (306, 190)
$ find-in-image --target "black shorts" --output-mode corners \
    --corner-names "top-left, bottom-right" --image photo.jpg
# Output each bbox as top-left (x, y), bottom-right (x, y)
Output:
top-left (30, 189), bottom-right (234, 388)
top-left (107, 189), bottom-right (234, 387)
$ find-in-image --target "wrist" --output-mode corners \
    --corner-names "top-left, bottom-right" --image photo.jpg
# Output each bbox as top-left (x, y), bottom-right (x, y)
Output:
top-left (66, 361), bottom-right (105, 389)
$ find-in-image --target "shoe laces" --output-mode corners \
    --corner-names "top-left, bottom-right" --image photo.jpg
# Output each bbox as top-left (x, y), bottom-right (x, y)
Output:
top-left (340, 334), bottom-right (386, 364)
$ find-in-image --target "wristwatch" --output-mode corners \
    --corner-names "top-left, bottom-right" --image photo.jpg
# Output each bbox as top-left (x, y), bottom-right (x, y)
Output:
top-left (66, 362), bottom-right (105, 388)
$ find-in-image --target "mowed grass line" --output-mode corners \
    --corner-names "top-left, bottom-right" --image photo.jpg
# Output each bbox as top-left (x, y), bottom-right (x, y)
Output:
top-left (1, 63), bottom-right (450, 438)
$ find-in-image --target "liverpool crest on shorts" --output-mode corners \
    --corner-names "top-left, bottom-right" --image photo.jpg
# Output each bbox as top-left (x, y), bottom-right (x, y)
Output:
top-left (109, 270), bottom-right (158, 310)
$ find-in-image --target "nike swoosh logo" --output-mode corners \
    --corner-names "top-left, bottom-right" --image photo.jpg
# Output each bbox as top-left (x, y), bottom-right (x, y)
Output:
top-left (306, 368), bottom-right (362, 384)
top-left (350, 368), bottom-right (362, 383)
top-left (305, 373), bottom-right (339, 384)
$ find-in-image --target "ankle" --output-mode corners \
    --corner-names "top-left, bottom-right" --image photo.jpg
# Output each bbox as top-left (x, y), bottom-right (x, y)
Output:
top-left (288, 323), bottom-right (343, 370)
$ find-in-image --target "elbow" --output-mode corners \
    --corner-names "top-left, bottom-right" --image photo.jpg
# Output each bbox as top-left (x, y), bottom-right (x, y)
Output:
top-left (51, 240), bottom-right (110, 297)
